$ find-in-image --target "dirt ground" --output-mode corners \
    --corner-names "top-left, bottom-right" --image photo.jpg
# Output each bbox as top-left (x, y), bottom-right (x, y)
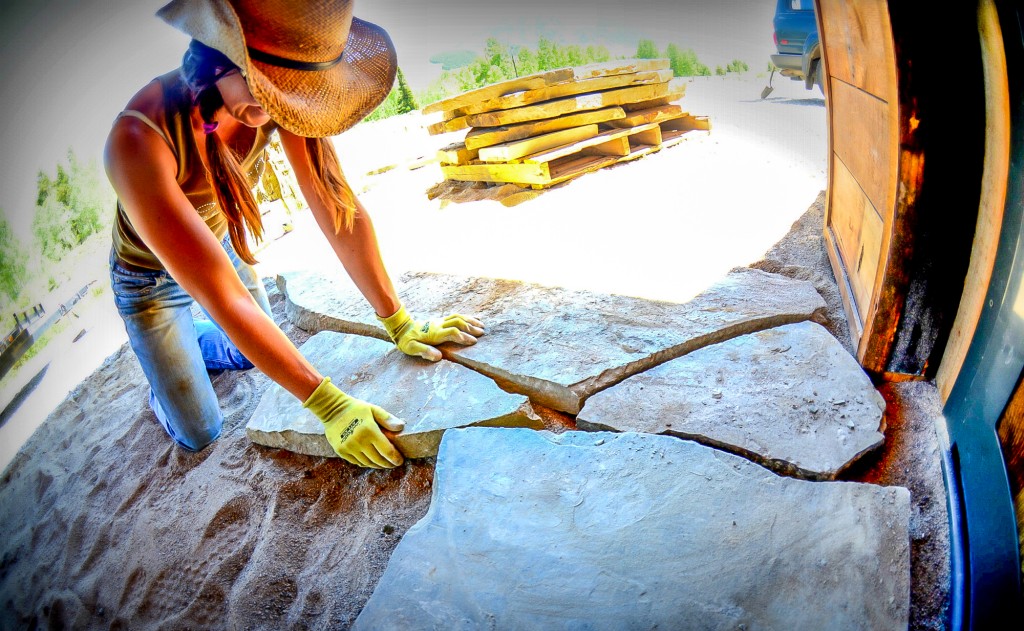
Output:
top-left (0, 74), bottom-right (950, 628)
top-left (0, 197), bottom-right (951, 629)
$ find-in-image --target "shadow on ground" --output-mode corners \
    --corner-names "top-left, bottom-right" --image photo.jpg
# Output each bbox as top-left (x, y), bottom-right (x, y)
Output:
top-left (0, 364), bottom-right (49, 430)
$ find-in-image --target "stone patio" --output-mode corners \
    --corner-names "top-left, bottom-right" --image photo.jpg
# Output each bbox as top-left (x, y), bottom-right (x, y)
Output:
top-left (276, 268), bottom-right (827, 413)
top-left (246, 332), bottom-right (541, 459)
top-left (354, 428), bottom-right (911, 631)
top-left (245, 270), bottom-right (913, 629)
top-left (578, 321), bottom-right (886, 480)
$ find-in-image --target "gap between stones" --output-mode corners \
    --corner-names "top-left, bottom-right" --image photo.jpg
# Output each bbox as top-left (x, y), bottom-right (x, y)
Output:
top-left (276, 269), bottom-right (879, 481)
top-left (522, 313), bottom-right (878, 483)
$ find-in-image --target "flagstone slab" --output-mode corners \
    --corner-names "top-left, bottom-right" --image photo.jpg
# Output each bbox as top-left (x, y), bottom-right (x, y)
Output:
top-left (577, 321), bottom-right (886, 480)
top-left (246, 332), bottom-right (541, 459)
top-left (277, 268), bottom-right (827, 414)
top-left (354, 428), bottom-right (911, 631)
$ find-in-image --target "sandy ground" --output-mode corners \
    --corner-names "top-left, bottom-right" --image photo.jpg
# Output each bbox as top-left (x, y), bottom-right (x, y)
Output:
top-left (0, 74), bottom-right (949, 628)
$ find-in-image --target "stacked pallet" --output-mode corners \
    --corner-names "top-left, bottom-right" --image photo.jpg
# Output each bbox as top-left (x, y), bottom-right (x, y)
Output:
top-left (426, 59), bottom-right (710, 190)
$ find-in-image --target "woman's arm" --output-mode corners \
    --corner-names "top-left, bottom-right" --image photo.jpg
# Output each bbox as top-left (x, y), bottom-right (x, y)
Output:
top-left (278, 129), bottom-right (485, 361)
top-left (277, 129), bottom-right (401, 318)
top-left (104, 118), bottom-right (323, 401)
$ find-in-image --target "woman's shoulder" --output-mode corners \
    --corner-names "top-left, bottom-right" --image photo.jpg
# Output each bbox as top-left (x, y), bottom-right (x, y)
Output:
top-left (120, 70), bottom-right (182, 122)
top-left (107, 71), bottom-right (186, 173)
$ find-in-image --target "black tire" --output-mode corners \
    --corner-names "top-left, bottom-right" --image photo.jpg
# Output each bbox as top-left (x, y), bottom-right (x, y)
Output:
top-left (812, 59), bottom-right (824, 93)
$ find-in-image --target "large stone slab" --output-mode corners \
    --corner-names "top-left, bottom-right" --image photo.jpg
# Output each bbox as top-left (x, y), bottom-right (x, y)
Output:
top-left (354, 428), bottom-right (911, 631)
top-left (246, 332), bottom-right (541, 458)
top-left (578, 321), bottom-right (886, 480)
top-left (277, 268), bottom-right (827, 413)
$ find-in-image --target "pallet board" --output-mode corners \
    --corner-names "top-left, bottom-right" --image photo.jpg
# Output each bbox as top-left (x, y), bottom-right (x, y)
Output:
top-left (605, 104), bottom-right (686, 128)
top-left (464, 107), bottom-right (626, 150)
top-left (478, 124), bottom-right (600, 163)
top-left (437, 143), bottom-right (479, 166)
top-left (467, 81), bottom-right (674, 128)
top-left (441, 119), bottom-right (705, 189)
top-left (430, 62), bottom-right (706, 192)
top-left (427, 115), bottom-right (470, 136)
top-left (443, 69), bottom-right (674, 120)
top-left (623, 79), bottom-right (687, 111)
top-left (423, 58), bottom-right (671, 115)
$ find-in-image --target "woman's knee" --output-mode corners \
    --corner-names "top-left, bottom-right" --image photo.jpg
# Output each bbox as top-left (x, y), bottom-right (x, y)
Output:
top-left (173, 422), bottom-right (222, 451)
top-left (149, 385), bottom-right (224, 451)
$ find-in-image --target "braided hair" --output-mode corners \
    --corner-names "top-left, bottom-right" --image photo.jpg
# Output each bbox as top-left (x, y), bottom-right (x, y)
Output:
top-left (182, 40), bottom-right (263, 264)
top-left (181, 40), bottom-right (359, 265)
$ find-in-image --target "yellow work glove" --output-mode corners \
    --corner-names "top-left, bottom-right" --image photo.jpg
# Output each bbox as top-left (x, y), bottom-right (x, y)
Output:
top-left (377, 304), bottom-right (485, 362)
top-left (303, 377), bottom-right (405, 468)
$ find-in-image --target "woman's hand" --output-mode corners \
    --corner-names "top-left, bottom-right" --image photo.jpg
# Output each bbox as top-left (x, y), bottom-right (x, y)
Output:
top-left (304, 377), bottom-right (405, 468)
top-left (378, 305), bottom-right (485, 362)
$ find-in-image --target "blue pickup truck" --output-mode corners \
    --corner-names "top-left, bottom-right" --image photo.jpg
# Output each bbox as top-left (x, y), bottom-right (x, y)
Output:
top-left (769, 0), bottom-right (823, 92)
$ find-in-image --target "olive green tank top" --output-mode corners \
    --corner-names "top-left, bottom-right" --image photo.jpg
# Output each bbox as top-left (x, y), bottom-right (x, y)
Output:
top-left (111, 70), bottom-right (276, 270)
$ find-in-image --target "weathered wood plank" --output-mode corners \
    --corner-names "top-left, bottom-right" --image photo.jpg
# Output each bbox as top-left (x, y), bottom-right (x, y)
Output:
top-left (657, 131), bottom-right (688, 148)
top-left (830, 157), bottom-right (884, 322)
top-left (437, 143), bottom-right (479, 166)
top-left (521, 123), bottom-right (660, 164)
top-left (605, 104), bottom-right (685, 128)
top-left (581, 136), bottom-right (631, 158)
top-left (478, 125), bottom-right (600, 163)
top-left (423, 58), bottom-right (671, 115)
top-left (427, 115), bottom-right (470, 136)
top-left (629, 126), bottom-right (663, 148)
top-left (445, 69), bottom-right (674, 120)
top-left (464, 107), bottom-right (625, 150)
top-left (830, 79), bottom-right (894, 222)
top-left (818, 0), bottom-right (897, 102)
top-left (824, 224), bottom-right (865, 347)
top-left (468, 82), bottom-right (672, 128)
top-left (937, 0), bottom-right (1010, 400)
top-left (662, 115), bottom-right (712, 132)
top-left (623, 78), bottom-right (687, 111)
top-left (441, 162), bottom-right (551, 185)
top-left (996, 374), bottom-right (1024, 566)
top-left (538, 154), bottom-right (621, 188)
top-left (441, 122), bottom-right (668, 189)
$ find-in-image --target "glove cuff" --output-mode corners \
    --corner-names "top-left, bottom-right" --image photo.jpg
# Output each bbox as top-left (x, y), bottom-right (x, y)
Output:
top-left (303, 376), bottom-right (346, 424)
top-left (377, 304), bottom-right (413, 341)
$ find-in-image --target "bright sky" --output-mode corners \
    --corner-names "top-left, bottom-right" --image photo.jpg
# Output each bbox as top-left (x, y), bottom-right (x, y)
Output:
top-left (0, 0), bottom-right (774, 242)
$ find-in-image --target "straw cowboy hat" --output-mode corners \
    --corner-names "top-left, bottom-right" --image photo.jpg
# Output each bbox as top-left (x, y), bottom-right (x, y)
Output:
top-left (157, 0), bottom-right (397, 137)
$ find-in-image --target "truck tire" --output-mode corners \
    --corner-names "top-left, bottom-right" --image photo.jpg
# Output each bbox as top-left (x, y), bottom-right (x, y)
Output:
top-left (812, 59), bottom-right (824, 93)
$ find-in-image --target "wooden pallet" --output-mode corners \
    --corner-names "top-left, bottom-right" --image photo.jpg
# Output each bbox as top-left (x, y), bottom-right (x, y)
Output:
top-left (463, 106), bottom-right (626, 150)
top-left (605, 104), bottom-right (687, 128)
top-left (478, 124), bottom-right (600, 162)
top-left (440, 116), bottom-right (706, 189)
top-left (466, 79), bottom-right (685, 128)
top-left (429, 59), bottom-right (706, 192)
top-left (423, 58), bottom-right (671, 116)
top-left (442, 69), bottom-right (673, 120)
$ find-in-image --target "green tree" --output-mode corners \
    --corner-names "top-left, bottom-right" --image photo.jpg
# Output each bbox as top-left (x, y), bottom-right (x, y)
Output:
top-left (413, 37), bottom-right (617, 112)
top-left (516, 47), bottom-right (539, 76)
top-left (0, 217), bottom-right (27, 305)
top-left (665, 43), bottom-right (710, 77)
top-left (726, 59), bottom-right (750, 73)
top-left (395, 68), bottom-right (418, 114)
top-left (715, 65), bottom-right (726, 76)
top-left (33, 150), bottom-right (112, 262)
top-left (636, 39), bottom-right (659, 59)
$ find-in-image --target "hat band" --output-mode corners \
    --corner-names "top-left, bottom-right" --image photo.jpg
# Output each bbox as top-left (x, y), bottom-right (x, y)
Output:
top-left (247, 46), bottom-right (345, 71)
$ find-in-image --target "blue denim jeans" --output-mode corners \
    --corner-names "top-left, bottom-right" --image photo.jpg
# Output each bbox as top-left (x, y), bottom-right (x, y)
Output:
top-left (109, 237), bottom-right (272, 451)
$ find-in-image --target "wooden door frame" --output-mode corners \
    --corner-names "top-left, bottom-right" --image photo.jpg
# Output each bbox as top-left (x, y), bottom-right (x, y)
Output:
top-left (817, 0), bottom-right (985, 381)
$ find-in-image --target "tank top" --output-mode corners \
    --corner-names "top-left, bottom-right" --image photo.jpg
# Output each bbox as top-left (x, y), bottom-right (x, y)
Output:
top-left (111, 70), bottom-right (277, 270)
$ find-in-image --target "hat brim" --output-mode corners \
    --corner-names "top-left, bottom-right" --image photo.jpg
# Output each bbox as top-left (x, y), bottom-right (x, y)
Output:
top-left (246, 18), bottom-right (397, 137)
top-left (158, 0), bottom-right (397, 137)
